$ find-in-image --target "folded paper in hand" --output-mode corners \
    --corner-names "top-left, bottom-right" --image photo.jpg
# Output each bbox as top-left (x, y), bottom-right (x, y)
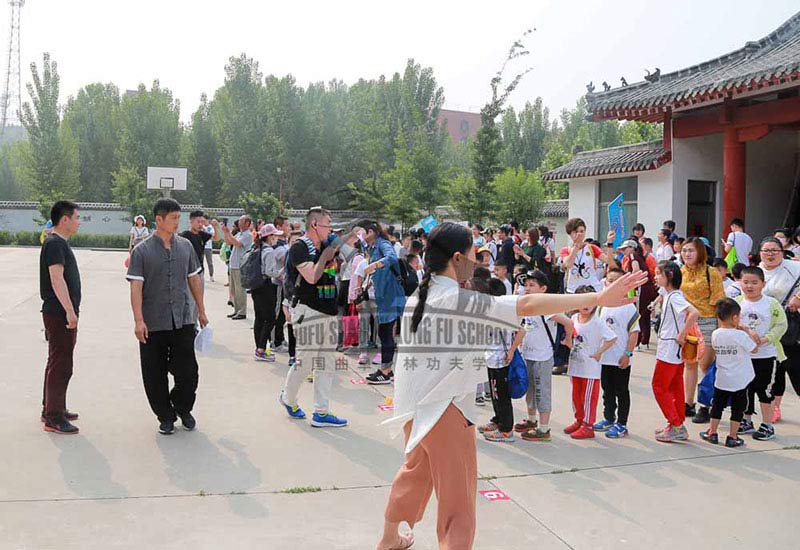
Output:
top-left (194, 326), bottom-right (214, 354)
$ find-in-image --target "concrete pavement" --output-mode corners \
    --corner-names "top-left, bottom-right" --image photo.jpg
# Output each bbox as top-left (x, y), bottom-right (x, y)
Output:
top-left (1, 246), bottom-right (798, 549)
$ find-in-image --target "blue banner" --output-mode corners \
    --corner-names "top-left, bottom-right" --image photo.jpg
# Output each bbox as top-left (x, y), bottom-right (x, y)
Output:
top-left (418, 215), bottom-right (438, 233)
top-left (607, 193), bottom-right (626, 249)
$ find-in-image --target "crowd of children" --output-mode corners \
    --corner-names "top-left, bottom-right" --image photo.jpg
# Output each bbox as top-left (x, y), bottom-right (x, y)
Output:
top-left (466, 217), bottom-right (794, 448)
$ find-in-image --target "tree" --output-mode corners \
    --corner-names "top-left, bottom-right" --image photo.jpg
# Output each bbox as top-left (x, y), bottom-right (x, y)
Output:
top-left (0, 140), bottom-right (27, 200)
top-left (238, 191), bottom-right (285, 223)
top-left (471, 31), bottom-right (533, 222)
top-left (111, 166), bottom-right (159, 222)
top-left (63, 82), bottom-right (121, 202)
top-left (117, 81), bottom-right (182, 178)
top-left (19, 53), bottom-right (80, 215)
top-left (446, 173), bottom-right (486, 224)
top-left (210, 54), bottom-right (271, 203)
top-left (187, 93), bottom-right (222, 206)
top-left (491, 167), bottom-right (544, 226)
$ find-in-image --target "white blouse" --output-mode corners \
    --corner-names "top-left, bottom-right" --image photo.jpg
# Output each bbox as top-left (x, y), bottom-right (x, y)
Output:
top-left (383, 275), bottom-right (519, 453)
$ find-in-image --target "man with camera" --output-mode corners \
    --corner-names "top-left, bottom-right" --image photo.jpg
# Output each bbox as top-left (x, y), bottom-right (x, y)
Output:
top-left (278, 207), bottom-right (361, 427)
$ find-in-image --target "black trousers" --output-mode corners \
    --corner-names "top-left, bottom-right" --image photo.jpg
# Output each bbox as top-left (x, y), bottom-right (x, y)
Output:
top-left (378, 320), bottom-right (397, 366)
top-left (773, 345), bottom-right (800, 397)
top-left (251, 282), bottom-right (277, 350)
top-left (488, 366), bottom-right (513, 433)
top-left (601, 364), bottom-right (631, 425)
top-left (745, 357), bottom-right (776, 415)
top-left (273, 286), bottom-right (286, 347)
top-left (139, 325), bottom-right (198, 422)
top-left (42, 313), bottom-right (78, 424)
top-left (710, 386), bottom-right (747, 422)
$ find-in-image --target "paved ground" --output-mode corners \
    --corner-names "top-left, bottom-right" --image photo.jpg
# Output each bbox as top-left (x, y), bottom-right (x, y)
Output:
top-left (1, 246), bottom-right (799, 550)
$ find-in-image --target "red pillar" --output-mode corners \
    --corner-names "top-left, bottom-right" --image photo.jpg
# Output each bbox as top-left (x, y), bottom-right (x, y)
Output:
top-left (723, 126), bottom-right (746, 227)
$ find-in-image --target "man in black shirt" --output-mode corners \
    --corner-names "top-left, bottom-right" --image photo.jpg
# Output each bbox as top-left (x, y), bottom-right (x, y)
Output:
top-left (497, 224), bottom-right (516, 279)
top-left (180, 210), bottom-right (221, 275)
top-left (279, 207), bottom-right (360, 427)
top-left (39, 200), bottom-right (82, 435)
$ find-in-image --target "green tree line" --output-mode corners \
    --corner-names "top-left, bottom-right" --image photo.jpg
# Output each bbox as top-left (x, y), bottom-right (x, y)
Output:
top-left (0, 52), bottom-right (660, 225)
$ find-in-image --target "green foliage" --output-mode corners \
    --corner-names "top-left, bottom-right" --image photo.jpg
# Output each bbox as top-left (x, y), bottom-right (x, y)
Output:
top-left (63, 83), bottom-right (121, 202)
top-left (0, 140), bottom-right (27, 200)
top-left (11, 230), bottom-right (40, 246)
top-left (117, 80), bottom-right (182, 178)
top-left (490, 167), bottom-right (544, 226)
top-left (446, 173), bottom-right (484, 224)
top-left (111, 166), bottom-right (159, 223)
top-left (0, 230), bottom-right (13, 245)
top-left (19, 53), bottom-right (81, 219)
top-left (238, 191), bottom-right (286, 223)
top-left (0, 230), bottom-right (129, 248)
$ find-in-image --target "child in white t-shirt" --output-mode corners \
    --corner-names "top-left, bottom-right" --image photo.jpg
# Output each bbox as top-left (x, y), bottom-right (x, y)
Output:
top-left (735, 266), bottom-right (787, 441)
top-left (701, 298), bottom-right (756, 448)
top-left (508, 270), bottom-right (573, 442)
top-left (477, 278), bottom-right (518, 443)
top-left (594, 268), bottom-right (641, 439)
top-left (653, 261), bottom-right (700, 442)
top-left (564, 285), bottom-right (617, 440)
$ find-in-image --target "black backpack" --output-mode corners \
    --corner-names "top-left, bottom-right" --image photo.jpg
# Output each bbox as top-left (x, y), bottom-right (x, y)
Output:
top-left (240, 244), bottom-right (265, 291)
top-left (396, 258), bottom-right (419, 297)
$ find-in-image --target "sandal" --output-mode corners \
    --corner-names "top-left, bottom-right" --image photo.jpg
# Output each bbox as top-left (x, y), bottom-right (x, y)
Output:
top-left (383, 533), bottom-right (414, 550)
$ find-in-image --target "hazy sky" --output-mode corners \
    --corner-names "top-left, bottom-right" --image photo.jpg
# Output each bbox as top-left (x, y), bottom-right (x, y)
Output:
top-left (9, 0), bottom-right (800, 122)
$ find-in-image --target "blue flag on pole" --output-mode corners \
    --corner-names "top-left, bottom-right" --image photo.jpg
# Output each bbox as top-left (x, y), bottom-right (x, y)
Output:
top-left (608, 193), bottom-right (626, 249)
top-left (418, 215), bottom-right (438, 233)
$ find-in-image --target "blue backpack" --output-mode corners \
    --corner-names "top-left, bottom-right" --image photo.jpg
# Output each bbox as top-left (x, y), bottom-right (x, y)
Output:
top-left (500, 331), bottom-right (529, 399)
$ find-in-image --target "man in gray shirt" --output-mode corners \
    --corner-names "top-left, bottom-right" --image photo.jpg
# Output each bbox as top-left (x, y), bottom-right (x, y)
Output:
top-left (126, 199), bottom-right (208, 435)
top-left (223, 214), bottom-right (253, 320)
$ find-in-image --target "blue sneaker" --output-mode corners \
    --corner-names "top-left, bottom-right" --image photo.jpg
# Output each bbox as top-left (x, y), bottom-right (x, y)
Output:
top-left (606, 423), bottom-right (628, 438)
top-left (311, 412), bottom-right (348, 428)
top-left (278, 392), bottom-right (306, 419)
top-left (592, 419), bottom-right (614, 431)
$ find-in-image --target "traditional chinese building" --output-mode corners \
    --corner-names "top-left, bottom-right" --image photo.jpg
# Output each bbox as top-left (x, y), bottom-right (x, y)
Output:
top-left (543, 11), bottom-right (800, 245)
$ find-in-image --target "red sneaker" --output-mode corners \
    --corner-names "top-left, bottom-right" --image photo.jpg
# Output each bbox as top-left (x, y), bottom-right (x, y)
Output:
top-left (570, 425), bottom-right (595, 439)
top-left (563, 421), bottom-right (582, 434)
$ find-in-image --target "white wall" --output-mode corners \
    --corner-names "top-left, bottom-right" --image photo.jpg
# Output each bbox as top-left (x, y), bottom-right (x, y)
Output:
top-left (568, 164), bottom-right (673, 241)
top-left (671, 133), bottom-right (724, 238)
top-left (745, 129), bottom-right (798, 241)
top-left (568, 176), bottom-right (598, 237)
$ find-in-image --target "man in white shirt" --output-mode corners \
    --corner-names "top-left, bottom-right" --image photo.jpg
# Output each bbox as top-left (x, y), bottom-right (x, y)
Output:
top-left (222, 215), bottom-right (253, 320)
top-left (722, 218), bottom-right (753, 266)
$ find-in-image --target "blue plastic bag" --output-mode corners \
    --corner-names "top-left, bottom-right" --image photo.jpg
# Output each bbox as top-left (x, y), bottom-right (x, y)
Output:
top-left (697, 361), bottom-right (717, 408)
top-left (507, 349), bottom-right (529, 399)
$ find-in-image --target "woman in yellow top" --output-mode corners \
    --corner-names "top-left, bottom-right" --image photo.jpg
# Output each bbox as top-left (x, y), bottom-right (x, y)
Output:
top-left (679, 237), bottom-right (725, 423)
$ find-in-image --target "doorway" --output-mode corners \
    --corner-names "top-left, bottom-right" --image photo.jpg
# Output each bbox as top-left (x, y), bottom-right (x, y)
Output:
top-left (687, 180), bottom-right (717, 243)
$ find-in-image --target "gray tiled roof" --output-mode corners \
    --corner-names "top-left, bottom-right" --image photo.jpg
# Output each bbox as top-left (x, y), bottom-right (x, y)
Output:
top-left (541, 199), bottom-right (569, 217)
top-left (587, 11), bottom-right (800, 120)
top-left (541, 141), bottom-right (671, 181)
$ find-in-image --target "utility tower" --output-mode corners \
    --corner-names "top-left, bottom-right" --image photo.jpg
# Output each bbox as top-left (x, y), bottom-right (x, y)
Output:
top-left (0, 0), bottom-right (23, 141)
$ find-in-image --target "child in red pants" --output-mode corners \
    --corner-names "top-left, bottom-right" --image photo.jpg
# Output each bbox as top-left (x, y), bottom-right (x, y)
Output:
top-left (565, 286), bottom-right (617, 439)
top-left (652, 261), bottom-right (700, 442)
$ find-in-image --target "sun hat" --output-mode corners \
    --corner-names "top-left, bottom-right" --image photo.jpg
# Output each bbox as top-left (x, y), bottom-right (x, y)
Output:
top-left (616, 239), bottom-right (639, 251)
top-left (258, 223), bottom-right (284, 238)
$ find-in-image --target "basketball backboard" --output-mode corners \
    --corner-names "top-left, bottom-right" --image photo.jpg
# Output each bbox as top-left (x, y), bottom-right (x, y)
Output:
top-left (147, 167), bottom-right (188, 191)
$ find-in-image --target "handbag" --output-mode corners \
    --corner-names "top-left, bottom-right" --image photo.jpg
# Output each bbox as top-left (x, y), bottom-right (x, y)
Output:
top-left (780, 271), bottom-right (800, 347)
top-left (499, 331), bottom-right (528, 399)
top-left (343, 303), bottom-right (360, 347)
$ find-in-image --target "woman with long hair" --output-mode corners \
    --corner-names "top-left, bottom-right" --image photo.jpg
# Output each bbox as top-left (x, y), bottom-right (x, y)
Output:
top-left (376, 222), bottom-right (647, 550)
top-left (679, 237), bottom-right (725, 423)
top-left (355, 219), bottom-right (406, 385)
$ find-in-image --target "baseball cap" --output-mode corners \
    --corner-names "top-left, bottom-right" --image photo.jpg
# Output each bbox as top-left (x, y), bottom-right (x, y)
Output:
top-left (258, 223), bottom-right (284, 238)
